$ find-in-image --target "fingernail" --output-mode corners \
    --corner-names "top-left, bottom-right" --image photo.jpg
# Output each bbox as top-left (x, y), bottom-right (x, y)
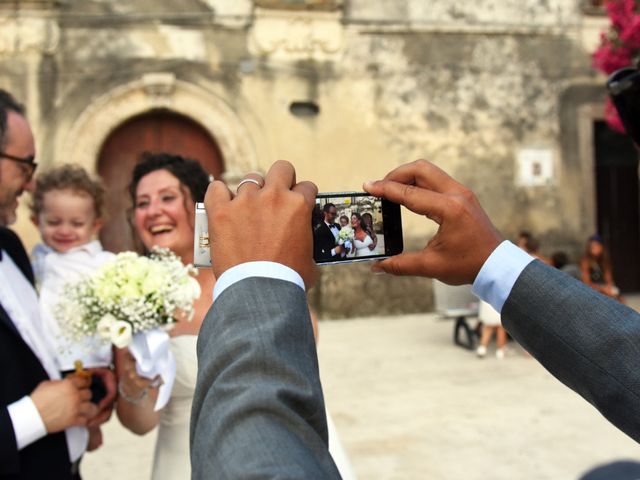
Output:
top-left (371, 261), bottom-right (386, 274)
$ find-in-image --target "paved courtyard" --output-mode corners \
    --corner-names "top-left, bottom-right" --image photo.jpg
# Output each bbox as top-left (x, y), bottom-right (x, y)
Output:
top-left (83, 309), bottom-right (640, 479)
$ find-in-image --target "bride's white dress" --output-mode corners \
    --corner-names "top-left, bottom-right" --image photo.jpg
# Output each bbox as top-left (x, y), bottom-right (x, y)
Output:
top-left (354, 234), bottom-right (373, 257)
top-left (151, 335), bottom-right (197, 480)
top-left (150, 335), bottom-right (357, 479)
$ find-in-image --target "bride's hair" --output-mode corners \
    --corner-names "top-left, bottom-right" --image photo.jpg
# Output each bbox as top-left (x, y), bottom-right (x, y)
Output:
top-left (351, 212), bottom-right (371, 235)
top-left (128, 152), bottom-right (211, 206)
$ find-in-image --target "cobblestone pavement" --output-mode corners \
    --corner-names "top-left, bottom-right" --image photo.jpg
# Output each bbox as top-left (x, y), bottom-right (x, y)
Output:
top-left (83, 303), bottom-right (640, 480)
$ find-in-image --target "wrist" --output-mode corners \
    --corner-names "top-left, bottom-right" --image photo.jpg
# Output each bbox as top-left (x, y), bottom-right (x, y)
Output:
top-left (117, 380), bottom-right (149, 405)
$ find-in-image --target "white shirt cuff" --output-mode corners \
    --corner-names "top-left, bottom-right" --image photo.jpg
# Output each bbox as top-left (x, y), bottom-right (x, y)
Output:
top-left (213, 261), bottom-right (305, 302)
top-left (7, 396), bottom-right (47, 450)
top-left (472, 240), bottom-right (534, 313)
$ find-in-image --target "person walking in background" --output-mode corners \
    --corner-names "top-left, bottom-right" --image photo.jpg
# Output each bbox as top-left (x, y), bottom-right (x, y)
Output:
top-left (475, 300), bottom-right (507, 359)
top-left (580, 234), bottom-right (624, 303)
top-left (551, 251), bottom-right (582, 280)
top-left (517, 230), bottom-right (550, 264)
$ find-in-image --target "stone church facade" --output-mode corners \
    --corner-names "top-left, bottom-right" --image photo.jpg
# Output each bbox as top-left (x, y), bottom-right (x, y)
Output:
top-left (1, 0), bottom-right (631, 316)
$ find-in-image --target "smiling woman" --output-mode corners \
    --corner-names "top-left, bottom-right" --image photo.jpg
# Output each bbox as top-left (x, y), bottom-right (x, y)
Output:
top-left (130, 153), bottom-right (209, 263)
top-left (97, 111), bottom-right (224, 253)
top-left (114, 152), bottom-right (217, 480)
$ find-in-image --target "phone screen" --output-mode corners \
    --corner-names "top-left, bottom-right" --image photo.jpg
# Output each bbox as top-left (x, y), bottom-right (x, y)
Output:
top-left (313, 192), bottom-right (403, 265)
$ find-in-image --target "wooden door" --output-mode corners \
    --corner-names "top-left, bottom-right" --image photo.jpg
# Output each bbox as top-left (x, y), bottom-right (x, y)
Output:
top-left (97, 110), bottom-right (224, 252)
top-left (594, 120), bottom-right (640, 292)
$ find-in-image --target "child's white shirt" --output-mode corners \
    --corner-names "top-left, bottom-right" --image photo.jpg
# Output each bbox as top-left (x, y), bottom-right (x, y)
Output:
top-left (32, 240), bottom-right (115, 370)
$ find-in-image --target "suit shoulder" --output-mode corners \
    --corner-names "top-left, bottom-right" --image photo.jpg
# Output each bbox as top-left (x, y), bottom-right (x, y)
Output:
top-left (0, 227), bottom-right (22, 248)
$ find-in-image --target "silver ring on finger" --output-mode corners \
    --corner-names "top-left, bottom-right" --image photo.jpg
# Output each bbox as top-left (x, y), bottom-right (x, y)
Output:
top-left (236, 178), bottom-right (262, 192)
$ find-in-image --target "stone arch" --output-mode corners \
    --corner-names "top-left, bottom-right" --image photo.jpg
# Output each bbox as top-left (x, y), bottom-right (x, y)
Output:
top-left (56, 73), bottom-right (258, 182)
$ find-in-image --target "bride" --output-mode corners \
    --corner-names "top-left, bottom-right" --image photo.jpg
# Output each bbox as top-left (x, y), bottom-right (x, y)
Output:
top-left (115, 153), bottom-right (357, 479)
top-left (114, 153), bottom-right (214, 480)
top-left (350, 212), bottom-right (374, 258)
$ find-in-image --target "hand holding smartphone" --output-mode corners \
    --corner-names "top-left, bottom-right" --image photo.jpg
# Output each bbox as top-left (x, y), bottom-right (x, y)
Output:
top-left (194, 191), bottom-right (403, 268)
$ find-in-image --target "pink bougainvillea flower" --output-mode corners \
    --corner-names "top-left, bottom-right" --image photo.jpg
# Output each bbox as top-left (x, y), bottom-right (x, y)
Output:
top-left (593, 43), bottom-right (634, 74)
top-left (607, 0), bottom-right (637, 32)
top-left (620, 15), bottom-right (640, 50)
top-left (593, 0), bottom-right (640, 131)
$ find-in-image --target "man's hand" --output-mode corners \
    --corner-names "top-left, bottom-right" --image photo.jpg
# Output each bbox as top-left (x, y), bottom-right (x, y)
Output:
top-left (364, 159), bottom-right (502, 285)
top-left (30, 376), bottom-right (98, 433)
top-left (205, 161), bottom-right (318, 289)
top-left (86, 367), bottom-right (117, 427)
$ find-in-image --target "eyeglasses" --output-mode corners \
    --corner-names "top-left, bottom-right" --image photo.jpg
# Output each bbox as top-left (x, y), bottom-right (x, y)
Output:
top-left (0, 151), bottom-right (37, 180)
top-left (606, 66), bottom-right (640, 146)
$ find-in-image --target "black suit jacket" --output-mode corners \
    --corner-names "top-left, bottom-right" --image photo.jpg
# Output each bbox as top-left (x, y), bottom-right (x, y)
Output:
top-left (0, 227), bottom-right (73, 479)
top-left (313, 222), bottom-right (341, 262)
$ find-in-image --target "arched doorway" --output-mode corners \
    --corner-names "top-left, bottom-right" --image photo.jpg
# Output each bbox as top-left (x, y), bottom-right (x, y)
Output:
top-left (97, 110), bottom-right (224, 252)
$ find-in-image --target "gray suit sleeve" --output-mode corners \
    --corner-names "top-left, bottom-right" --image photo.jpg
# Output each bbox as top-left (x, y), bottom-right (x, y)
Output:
top-left (190, 277), bottom-right (341, 479)
top-left (502, 260), bottom-right (640, 442)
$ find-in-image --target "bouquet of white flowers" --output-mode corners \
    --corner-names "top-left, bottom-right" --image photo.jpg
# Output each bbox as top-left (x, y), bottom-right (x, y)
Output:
top-left (56, 247), bottom-right (200, 410)
top-left (338, 226), bottom-right (354, 252)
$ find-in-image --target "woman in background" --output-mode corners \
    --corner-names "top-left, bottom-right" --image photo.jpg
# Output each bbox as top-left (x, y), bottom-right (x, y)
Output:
top-left (361, 212), bottom-right (378, 253)
top-left (580, 234), bottom-right (624, 302)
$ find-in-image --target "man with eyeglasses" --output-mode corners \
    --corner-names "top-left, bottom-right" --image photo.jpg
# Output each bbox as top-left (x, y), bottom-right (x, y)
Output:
top-left (0, 90), bottom-right (102, 479)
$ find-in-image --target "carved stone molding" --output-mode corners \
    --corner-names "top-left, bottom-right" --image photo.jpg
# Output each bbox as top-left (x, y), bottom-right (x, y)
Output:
top-left (57, 76), bottom-right (259, 179)
top-left (248, 7), bottom-right (343, 60)
top-left (142, 72), bottom-right (177, 108)
top-left (0, 16), bottom-right (59, 56)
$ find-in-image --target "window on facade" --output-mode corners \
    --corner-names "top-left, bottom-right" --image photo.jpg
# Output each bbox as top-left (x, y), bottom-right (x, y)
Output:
top-left (254, 0), bottom-right (342, 11)
top-left (583, 0), bottom-right (607, 14)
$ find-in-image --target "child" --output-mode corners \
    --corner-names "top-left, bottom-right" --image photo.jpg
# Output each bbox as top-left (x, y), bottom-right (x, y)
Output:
top-left (337, 215), bottom-right (353, 258)
top-left (30, 164), bottom-right (115, 449)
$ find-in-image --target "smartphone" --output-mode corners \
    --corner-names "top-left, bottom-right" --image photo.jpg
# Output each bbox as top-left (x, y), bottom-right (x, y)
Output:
top-left (194, 202), bottom-right (211, 268)
top-left (193, 192), bottom-right (403, 268)
top-left (313, 192), bottom-right (403, 265)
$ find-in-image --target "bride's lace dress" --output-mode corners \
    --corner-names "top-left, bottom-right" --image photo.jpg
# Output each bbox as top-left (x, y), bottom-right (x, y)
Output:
top-left (151, 335), bottom-right (197, 480)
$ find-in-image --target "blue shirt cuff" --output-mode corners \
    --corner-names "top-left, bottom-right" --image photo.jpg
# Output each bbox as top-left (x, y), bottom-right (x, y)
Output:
top-left (213, 261), bottom-right (306, 302)
top-left (472, 240), bottom-right (534, 313)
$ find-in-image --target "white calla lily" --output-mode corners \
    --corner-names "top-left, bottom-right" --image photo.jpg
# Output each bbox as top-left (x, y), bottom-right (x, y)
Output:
top-left (110, 320), bottom-right (133, 348)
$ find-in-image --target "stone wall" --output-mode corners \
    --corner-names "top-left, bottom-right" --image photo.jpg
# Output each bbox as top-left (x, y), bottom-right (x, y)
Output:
top-left (0, 0), bottom-right (610, 317)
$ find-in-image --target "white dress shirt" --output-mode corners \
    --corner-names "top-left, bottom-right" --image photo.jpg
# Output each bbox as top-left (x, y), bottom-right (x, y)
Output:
top-left (0, 249), bottom-right (88, 462)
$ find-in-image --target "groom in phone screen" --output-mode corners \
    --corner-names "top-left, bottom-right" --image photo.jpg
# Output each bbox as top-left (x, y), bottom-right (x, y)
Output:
top-left (313, 203), bottom-right (344, 262)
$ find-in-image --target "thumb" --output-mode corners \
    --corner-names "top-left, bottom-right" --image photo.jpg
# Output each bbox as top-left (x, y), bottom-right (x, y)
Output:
top-left (371, 251), bottom-right (432, 277)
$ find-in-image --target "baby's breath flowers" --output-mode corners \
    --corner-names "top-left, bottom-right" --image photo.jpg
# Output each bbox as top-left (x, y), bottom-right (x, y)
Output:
top-left (56, 247), bottom-right (200, 349)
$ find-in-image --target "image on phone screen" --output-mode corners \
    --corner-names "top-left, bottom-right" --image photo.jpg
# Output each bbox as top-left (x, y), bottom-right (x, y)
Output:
top-left (313, 192), bottom-right (403, 265)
